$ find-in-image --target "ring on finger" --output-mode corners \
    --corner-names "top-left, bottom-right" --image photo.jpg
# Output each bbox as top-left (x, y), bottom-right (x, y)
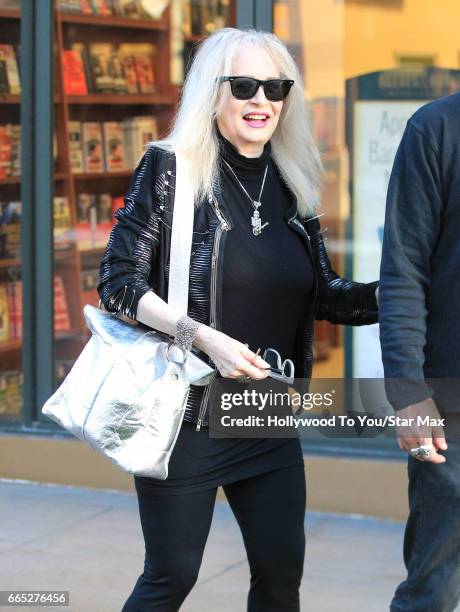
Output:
top-left (409, 444), bottom-right (433, 460)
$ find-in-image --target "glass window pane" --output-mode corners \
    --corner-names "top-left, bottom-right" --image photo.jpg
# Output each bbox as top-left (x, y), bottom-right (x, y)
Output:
top-left (273, 0), bottom-right (460, 449)
top-left (0, 0), bottom-right (23, 422)
top-left (51, 1), bottom-right (236, 393)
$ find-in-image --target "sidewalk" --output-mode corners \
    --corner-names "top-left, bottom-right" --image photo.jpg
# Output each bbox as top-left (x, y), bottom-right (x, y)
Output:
top-left (1, 479), bottom-right (409, 612)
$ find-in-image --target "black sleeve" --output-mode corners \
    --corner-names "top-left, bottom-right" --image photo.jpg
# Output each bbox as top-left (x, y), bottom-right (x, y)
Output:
top-left (305, 217), bottom-right (379, 326)
top-left (96, 145), bottom-right (165, 320)
top-left (379, 119), bottom-right (443, 409)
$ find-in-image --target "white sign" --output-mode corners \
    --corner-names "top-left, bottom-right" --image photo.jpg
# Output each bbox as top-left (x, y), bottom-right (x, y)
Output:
top-left (352, 100), bottom-right (426, 377)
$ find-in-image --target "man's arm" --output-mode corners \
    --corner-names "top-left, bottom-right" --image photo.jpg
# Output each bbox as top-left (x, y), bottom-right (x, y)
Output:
top-left (380, 118), bottom-right (448, 462)
top-left (379, 119), bottom-right (444, 410)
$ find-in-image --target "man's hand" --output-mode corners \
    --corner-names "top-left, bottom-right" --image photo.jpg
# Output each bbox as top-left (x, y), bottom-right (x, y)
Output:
top-left (396, 398), bottom-right (448, 463)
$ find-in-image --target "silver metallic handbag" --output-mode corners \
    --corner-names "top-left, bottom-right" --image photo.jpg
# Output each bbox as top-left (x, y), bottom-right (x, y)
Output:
top-left (42, 150), bottom-right (214, 479)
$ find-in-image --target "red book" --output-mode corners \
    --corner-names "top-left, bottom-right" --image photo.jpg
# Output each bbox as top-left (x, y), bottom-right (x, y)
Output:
top-left (54, 276), bottom-right (71, 332)
top-left (0, 125), bottom-right (12, 179)
top-left (134, 53), bottom-right (155, 94)
top-left (62, 50), bottom-right (88, 95)
top-left (111, 196), bottom-right (124, 225)
top-left (6, 281), bottom-right (22, 340)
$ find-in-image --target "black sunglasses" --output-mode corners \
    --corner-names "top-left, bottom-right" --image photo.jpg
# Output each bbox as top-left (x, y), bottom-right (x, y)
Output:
top-left (219, 76), bottom-right (294, 101)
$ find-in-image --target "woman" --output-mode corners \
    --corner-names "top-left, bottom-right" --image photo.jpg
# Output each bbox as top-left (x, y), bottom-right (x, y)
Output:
top-left (97, 27), bottom-right (378, 612)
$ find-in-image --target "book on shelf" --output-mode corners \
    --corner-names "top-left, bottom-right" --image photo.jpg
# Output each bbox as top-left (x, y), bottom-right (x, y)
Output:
top-left (87, 43), bottom-right (118, 93)
top-left (0, 284), bottom-right (9, 343)
top-left (0, 0), bottom-right (21, 8)
top-left (58, 0), bottom-right (110, 15)
top-left (54, 275), bottom-right (71, 332)
top-left (80, 0), bottom-right (95, 13)
top-left (122, 116), bottom-right (158, 168)
top-left (10, 124), bottom-right (20, 176)
top-left (81, 267), bottom-right (101, 307)
top-left (0, 276), bottom-right (70, 343)
top-left (111, 195), bottom-right (124, 218)
top-left (69, 117), bottom-right (156, 173)
top-left (0, 124), bottom-right (20, 177)
top-left (0, 124), bottom-right (12, 179)
top-left (67, 42), bottom-right (155, 95)
top-left (0, 200), bottom-right (21, 259)
top-left (5, 280), bottom-right (21, 340)
top-left (53, 196), bottom-right (73, 249)
top-left (57, 0), bottom-right (84, 11)
top-left (185, 0), bottom-right (230, 36)
top-left (0, 370), bottom-right (23, 417)
top-left (134, 52), bottom-right (155, 94)
top-left (118, 43), bottom-right (155, 93)
top-left (120, 54), bottom-right (138, 94)
top-left (76, 192), bottom-right (94, 250)
top-left (91, 0), bottom-right (113, 14)
top-left (70, 43), bottom-right (94, 92)
top-left (62, 49), bottom-right (88, 95)
top-left (0, 44), bottom-right (21, 94)
top-left (114, 0), bottom-right (141, 18)
top-left (82, 122), bottom-right (105, 173)
top-left (76, 192), bottom-right (117, 250)
top-left (4, 123), bottom-right (51, 169)
top-left (68, 121), bottom-right (84, 173)
top-left (57, 0), bottom-right (170, 18)
top-left (103, 122), bottom-right (126, 172)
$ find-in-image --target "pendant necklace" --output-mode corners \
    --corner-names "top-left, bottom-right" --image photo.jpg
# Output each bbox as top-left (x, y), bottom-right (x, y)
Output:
top-left (222, 158), bottom-right (269, 236)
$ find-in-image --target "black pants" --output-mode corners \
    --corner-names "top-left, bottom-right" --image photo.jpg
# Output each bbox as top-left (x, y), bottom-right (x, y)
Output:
top-left (390, 414), bottom-right (460, 611)
top-left (122, 465), bottom-right (306, 612)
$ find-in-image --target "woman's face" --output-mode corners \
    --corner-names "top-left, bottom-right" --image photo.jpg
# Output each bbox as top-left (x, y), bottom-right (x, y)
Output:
top-left (216, 45), bottom-right (284, 157)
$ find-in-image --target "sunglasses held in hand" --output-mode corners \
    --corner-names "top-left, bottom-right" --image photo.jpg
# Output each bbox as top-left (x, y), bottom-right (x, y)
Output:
top-left (219, 76), bottom-right (295, 101)
top-left (262, 348), bottom-right (295, 384)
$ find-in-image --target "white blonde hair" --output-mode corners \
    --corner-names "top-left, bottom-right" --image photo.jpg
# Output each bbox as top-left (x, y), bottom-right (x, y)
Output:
top-left (152, 27), bottom-right (323, 218)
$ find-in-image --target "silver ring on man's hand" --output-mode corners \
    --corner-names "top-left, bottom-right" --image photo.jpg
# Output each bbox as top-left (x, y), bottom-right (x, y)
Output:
top-left (409, 444), bottom-right (433, 460)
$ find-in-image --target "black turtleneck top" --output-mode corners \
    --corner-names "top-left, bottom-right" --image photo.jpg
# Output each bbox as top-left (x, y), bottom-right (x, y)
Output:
top-left (217, 128), bottom-right (314, 364)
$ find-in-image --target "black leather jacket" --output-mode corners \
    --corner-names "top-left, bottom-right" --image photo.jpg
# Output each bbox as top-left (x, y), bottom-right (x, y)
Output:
top-left (97, 145), bottom-right (379, 429)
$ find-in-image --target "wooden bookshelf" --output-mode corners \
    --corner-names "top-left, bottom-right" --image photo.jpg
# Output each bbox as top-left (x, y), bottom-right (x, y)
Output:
top-left (0, 94), bottom-right (20, 104)
top-left (73, 170), bottom-right (133, 180)
top-left (60, 12), bottom-right (168, 30)
top-left (0, 174), bottom-right (67, 185)
top-left (0, 9), bottom-right (20, 20)
top-left (0, 1), bottom-right (236, 378)
top-left (67, 92), bottom-right (177, 105)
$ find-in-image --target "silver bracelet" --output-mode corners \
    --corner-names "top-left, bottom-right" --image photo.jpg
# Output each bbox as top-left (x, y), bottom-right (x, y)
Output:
top-left (175, 315), bottom-right (202, 352)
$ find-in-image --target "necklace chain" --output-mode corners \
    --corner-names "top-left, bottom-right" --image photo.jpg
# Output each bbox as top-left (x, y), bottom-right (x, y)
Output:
top-left (222, 159), bottom-right (268, 209)
top-left (222, 158), bottom-right (270, 236)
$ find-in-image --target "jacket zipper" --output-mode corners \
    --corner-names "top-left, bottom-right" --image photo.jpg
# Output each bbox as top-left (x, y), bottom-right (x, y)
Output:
top-left (195, 193), bottom-right (230, 431)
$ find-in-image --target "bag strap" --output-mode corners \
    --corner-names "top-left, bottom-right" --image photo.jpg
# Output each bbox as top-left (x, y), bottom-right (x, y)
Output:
top-left (167, 151), bottom-right (194, 316)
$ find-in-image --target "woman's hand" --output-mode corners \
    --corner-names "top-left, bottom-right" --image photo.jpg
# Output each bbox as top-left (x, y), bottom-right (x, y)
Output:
top-left (194, 326), bottom-right (270, 380)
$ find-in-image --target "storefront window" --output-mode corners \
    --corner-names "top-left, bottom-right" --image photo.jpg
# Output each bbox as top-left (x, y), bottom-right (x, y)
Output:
top-left (272, 0), bottom-right (460, 449)
top-left (273, 0), bottom-right (460, 380)
top-left (0, 1), bottom-right (23, 421)
top-left (51, 1), bottom-right (236, 392)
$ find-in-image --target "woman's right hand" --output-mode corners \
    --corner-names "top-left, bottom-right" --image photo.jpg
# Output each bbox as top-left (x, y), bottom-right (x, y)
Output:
top-left (194, 326), bottom-right (270, 380)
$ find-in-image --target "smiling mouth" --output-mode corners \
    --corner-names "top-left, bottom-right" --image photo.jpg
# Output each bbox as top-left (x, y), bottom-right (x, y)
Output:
top-left (243, 114), bottom-right (270, 120)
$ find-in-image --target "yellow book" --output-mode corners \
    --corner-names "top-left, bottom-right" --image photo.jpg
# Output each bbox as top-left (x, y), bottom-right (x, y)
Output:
top-left (0, 285), bottom-right (10, 343)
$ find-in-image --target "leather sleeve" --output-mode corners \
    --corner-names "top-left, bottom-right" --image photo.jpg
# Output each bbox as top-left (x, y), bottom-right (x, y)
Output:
top-left (305, 217), bottom-right (379, 326)
top-left (96, 145), bottom-right (167, 320)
